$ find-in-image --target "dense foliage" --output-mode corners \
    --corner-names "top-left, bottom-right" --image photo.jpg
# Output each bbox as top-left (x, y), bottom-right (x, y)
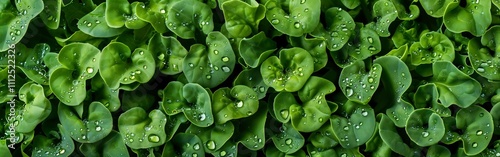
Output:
top-left (2, 0), bottom-right (500, 156)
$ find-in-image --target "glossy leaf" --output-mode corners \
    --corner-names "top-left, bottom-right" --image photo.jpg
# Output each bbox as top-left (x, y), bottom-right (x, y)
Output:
top-left (368, 0), bottom-right (398, 37)
top-left (405, 109), bottom-right (445, 147)
top-left (265, 0), bottom-right (321, 36)
top-left (261, 47), bottom-right (314, 92)
top-left (0, 0), bottom-right (44, 51)
top-left (31, 124), bottom-right (74, 157)
top-left (234, 104), bottom-right (268, 150)
top-left (330, 100), bottom-right (376, 148)
top-left (77, 3), bottom-right (127, 37)
top-left (166, 0), bottom-right (214, 39)
top-left (15, 82), bottom-right (51, 133)
top-left (339, 60), bottom-right (382, 104)
top-left (289, 35), bottom-right (327, 72)
top-left (233, 68), bottom-right (269, 99)
top-left (118, 107), bottom-right (167, 149)
top-left (80, 131), bottom-right (130, 157)
top-left (49, 43), bottom-right (100, 106)
top-left (468, 26), bottom-right (500, 81)
top-left (212, 85), bottom-right (259, 124)
top-left (222, 0), bottom-right (266, 38)
top-left (443, 0), bottom-right (491, 36)
top-left (456, 105), bottom-right (494, 155)
top-left (271, 123), bottom-right (305, 154)
top-left (239, 32), bottom-right (277, 68)
top-left (410, 32), bottom-right (455, 65)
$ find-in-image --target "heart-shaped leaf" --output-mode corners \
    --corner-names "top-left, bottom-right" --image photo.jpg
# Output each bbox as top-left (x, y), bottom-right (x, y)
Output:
top-left (339, 60), bottom-right (382, 104)
top-left (265, 0), bottom-right (321, 36)
top-left (222, 0), bottom-right (266, 38)
top-left (15, 82), bottom-right (51, 133)
top-left (148, 34), bottom-right (188, 75)
top-left (467, 26), bottom-right (500, 81)
top-left (410, 32), bottom-right (455, 65)
top-left (405, 109), bottom-right (445, 147)
top-left (166, 0), bottom-right (214, 39)
top-left (118, 107), bottom-right (167, 149)
top-left (233, 68), bottom-right (269, 99)
top-left (186, 122), bottom-right (234, 152)
top-left (79, 131), bottom-right (130, 157)
top-left (456, 105), bottom-right (494, 155)
top-left (58, 102), bottom-right (113, 143)
top-left (77, 3), bottom-right (127, 37)
top-left (212, 85), bottom-right (259, 124)
top-left (443, 0), bottom-right (491, 36)
top-left (238, 31), bottom-right (277, 68)
top-left (31, 124), bottom-right (75, 157)
top-left (330, 100), bottom-right (376, 148)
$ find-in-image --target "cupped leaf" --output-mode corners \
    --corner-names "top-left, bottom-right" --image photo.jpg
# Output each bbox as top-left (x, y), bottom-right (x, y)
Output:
top-left (238, 31), bottom-right (277, 68)
top-left (80, 131), bottom-right (130, 157)
top-left (265, 145), bottom-right (307, 157)
top-left (405, 109), bottom-right (445, 147)
top-left (426, 145), bottom-right (451, 157)
top-left (54, 31), bottom-right (103, 47)
top-left (15, 82), bottom-right (51, 133)
top-left (492, 103), bottom-right (500, 135)
top-left (118, 107), bottom-right (167, 149)
top-left (289, 76), bottom-right (334, 132)
top-left (58, 102), bottom-right (113, 143)
top-left (456, 105), bottom-right (494, 155)
top-left (273, 92), bottom-right (297, 123)
top-left (234, 104), bottom-right (268, 150)
top-left (0, 0), bottom-right (44, 51)
top-left (341, 0), bottom-right (360, 9)
top-left (186, 122), bottom-right (234, 153)
top-left (0, 140), bottom-right (12, 157)
top-left (339, 60), bottom-right (382, 104)
top-left (410, 32), bottom-right (455, 65)
top-left (373, 56), bottom-right (414, 127)
top-left (166, 0), bottom-right (214, 39)
top-left (430, 61), bottom-right (482, 108)
top-left (49, 43), bottom-right (100, 106)
top-left (443, 0), bottom-right (491, 36)
top-left (134, 0), bottom-right (170, 33)
top-left (261, 47), bottom-right (314, 92)
top-left (330, 100), bottom-right (376, 148)
top-left (39, 0), bottom-right (62, 29)
top-left (467, 26), bottom-right (500, 80)
top-left (32, 124), bottom-right (74, 157)
top-left (222, 0), bottom-right (266, 38)
top-left (391, 0), bottom-right (420, 20)
top-left (313, 7), bottom-right (355, 51)
top-left (78, 3), bottom-right (127, 37)
top-left (148, 34), bottom-right (188, 75)
top-left (308, 122), bottom-right (339, 149)
top-left (0, 44), bottom-right (51, 85)
top-left (100, 42), bottom-right (155, 89)
top-left (105, 0), bottom-right (147, 29)
top-left (212, 85), bottom-right (259, 124)
top-left (183, 32), bottom-right (236, 88)
top-left (334, 26), bottom-right (381, 68)
top-left (368, 0), bottom-right (398, 37)
top-left (413, 83), bottom-right (451, 117)
top-left (289, 35), bottom-right (327, 72)
top-left (265, 0), bottom-right (321, 36)
top-left (379, 114), bottom-right (417, 157)
top-left (233, 68), bottom-right (269, 99)
top-left (391, 20), bottom-right (428, 48)
top-left (161, 82), bottom-right (214, 127)
top-left (419, 0), bottom-right (454, 17)
top-left (170, 133), bottom-right (206, 157)
top-left (271, 123), bottom-right (305, 154)
top-left (90, 74), bottom-right (121, 112)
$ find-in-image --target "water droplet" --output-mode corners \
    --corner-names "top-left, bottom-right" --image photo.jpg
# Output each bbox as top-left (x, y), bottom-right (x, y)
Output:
top-left (220, 151), bottom-right (227, 156)
top-left (222, 56), bottom-right (230, 62)
top-left (259, 86), bottom-right (265, 93)
top-left (472, 142), bottom-right (478, 148)
top-left (367, 77), bottom-right (374, 83)
top-left (143, 65), bottom-right (148, 69)
top-left (222, 66), bottom-right (230, 72)
top-left (160, 9), bottom-right (166, 14)
top-left (271, 19), bottom-right (280, 24)
top-left (193, 143), bottom-right (200, 150)
top-left (361, 111), bottom-right (368, 117)
top-left (214, 50), bottom-right (219, 55)
top-left (368, 46), bottom-right (377, 51)
top-left (294, 22), bottom-right (300, 29)
top-left (300, 0), bottom-right (306, 4)
top-left (235, 101), bottom-right (243, 108)
top-left (280, 110), bottom-right (289, 119)
top-left (95, 126), bottom-right (102, 131)
top-left (285, 138), bottom-right (292, 145)
top-left (206, 140), bottom-right (216, 150)
top-left (422, 131), bottom-right (429, 137)
top-left (345, 87), bottom-right (354, 97)
top-left (477, 67), bottom-right (485, 72)
top-left (206, 75), bottom-right (212, 79)
top-left (148, 134), bottom-right (160, 143)
top-left (86, 67), bottom-right (94, 73)
top-left (199, 113), bottom-right (206, 121)
top-left (476, 130), bottom-right (483, 135)
top-left (367, 37), bottom-right (373, 43)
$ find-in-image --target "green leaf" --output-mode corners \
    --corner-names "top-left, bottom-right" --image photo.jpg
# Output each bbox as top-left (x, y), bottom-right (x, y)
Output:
top-left (100, 42), bottom-right (155, 89)
top-left (308, 122), bottom-right (339, 149)
top-left (311, 7), bottom-right (355, 51)
top-left (90, 74), bottom-right (121, 112)
top-left (0, 0), bottom-right (44, 51)
top-left (410, 32), bottom-right (455, 65)
top-left (391, 0), bottom-right (420, 20)
top-left (265, 0), bottom-right (321, 36)
top-left (238, 31), bottom-right (277, 68)
top-left (405, 109), bottom-right (445, 147)
top-left (0, 140), bottom-right (12, 157)
top-left (49, 43), bottom-right (100, 106)
top-left (222, 0), bottom-right (266, 38)
top-left (77, 3), bottom-right (127, 37)
top-left (58, 102), bottom-right (113, 143)
top-left (330, 100), bottom-right (376, 148)
top-left (339, 60), bottom-right (382, 104)
top-left (456, 105), bottom-right (494, 155)
top-left (467, 26), bottom-right (500, 81)
top-left (289, 35), bottom-right (327, 72)
top-left (31, 124), bottom-right (74, 157)
top-left (118, 107), bottom-right (167, 149)
top-left (443, 0), bottom-right (492, 36)
top-left (379, 114), bottom-right (417, 157)
top-left (80, 131), bottom-right (130, 157)
top-left (430, 61), bottom-right (482, 108)
top-left (161, 82), bottom-right (214, 127)
top-left (419, 0), bottom-right (454, 17)
top-left (166, 0), bottom-right (214, 39)
top-left (183, 32), bottom-right (236, 88)
top-left (233, 68), bottom-right (269, 99)
top-left (426, 145), bottom-right (451, 157)
top-left (134, 0), bottom-right (169, 33)
top-left (39, 0), bottom-right (62, 29)
top-left (234, 104), bottom-right (268, 150)
top-left (413, 83), bottom-right (451, 117)
top-left (368, 0), bottom-right (398, 37)
top-left (170, 133), bottom-right (206, 157)
top-left (212, 85), bottom-right (259, 124)
top-left (15, 82), bottom-right (51, 133)
top-left (261, 47), bottom-right (314, 92)
top-left (148, 34), bottom-right (188, 75)
top-left (186, 122), bottom-right (234, 152)
top-left (334, 26), bottom-right (381, 68)
top-left (290, 76), bottom-right (335, 132)
top-left (271, 123), bottom-right (305, 154)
